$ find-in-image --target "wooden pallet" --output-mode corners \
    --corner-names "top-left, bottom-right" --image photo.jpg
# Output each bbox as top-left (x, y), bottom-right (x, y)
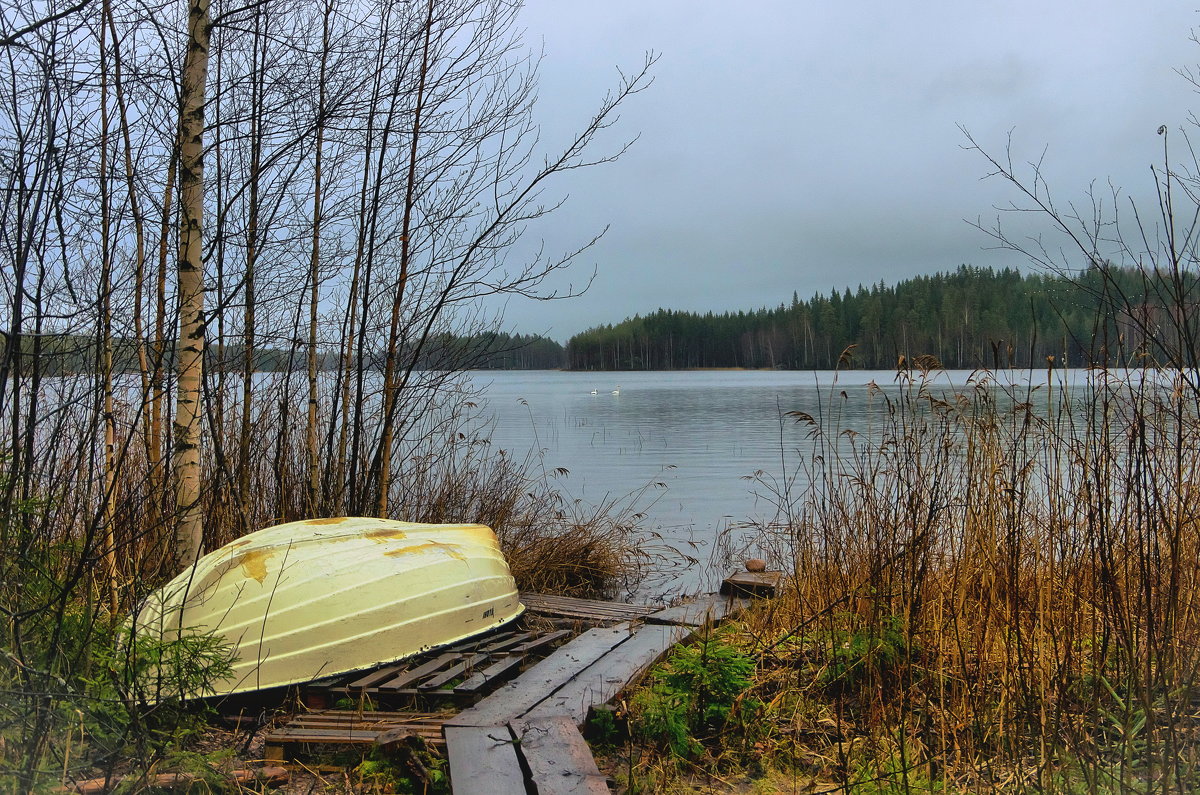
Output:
top-left (313, 628), bottom-right (571, 705)
top-left (263, 710), bottom-right (451, 761)
top-left (519, 592), bottom-right (659, 624)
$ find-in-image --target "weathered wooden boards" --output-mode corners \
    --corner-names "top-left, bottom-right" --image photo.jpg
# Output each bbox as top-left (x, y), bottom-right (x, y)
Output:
top-left (445, 592), bottom-right (745, 794)
top-left (443, 726), bottom-right (525, 795)
top-left (515, 716), bottom-right (610, 795)
top-left (519, 592), bottom-right (659, 624)
top-left (445, 719), bottom-right (609, 795)
top-left (643, 593), bottom-right (746, 627)
top-left (262, 710), bottom-right (449, 761)
top-left (264, 591), bottom-right (749, 794)
top-left (446, 625), bottom-right (632, 728)
top-left (523, 622), bottom-right (692, 725)
top-left (721, 570), bottom-right (783, 598)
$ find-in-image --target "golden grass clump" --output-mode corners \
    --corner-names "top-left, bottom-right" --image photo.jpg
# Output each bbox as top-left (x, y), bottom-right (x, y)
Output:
top-left (94, 382), bottom-right (647, 604)
top-left (616, 367), bottom-right (1200, 793)
top-left (0, 377), bottom-right (649, 791)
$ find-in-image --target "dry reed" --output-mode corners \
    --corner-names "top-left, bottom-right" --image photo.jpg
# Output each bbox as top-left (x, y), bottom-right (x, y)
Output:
top-left (0, 375), bottom-right (648, 791)
top-left (628, 366), bottom-right (1200, 793)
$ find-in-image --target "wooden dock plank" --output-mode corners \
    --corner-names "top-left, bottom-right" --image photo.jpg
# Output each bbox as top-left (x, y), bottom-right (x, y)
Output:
top-left (721, 570), bottom-right (783, 597)
top-left (520, 593), bottom-right (657, 623)
top-left (523, 622), bottom-right (692, 725)
top-left (512, 629), bottom-right (572, 654)
top-left (480, 632), bottom-right (534, 652)
top-left (449, 630), bottom-right (519, 653)
top-left (444, 725), bottom-right (528, 795)
top-left (446, 624), bottom-right (632, 727)
top-left (454, 655), bottom-right (525, 694)
top-left (643, 593), bottom-right (744, 627)
top-left (345, 663), bottom-right (410, 690)
top-left (376, 653), bottom-right (459, 691)
top-left (515, 716), bottom-right (608, 795)
top-left (419, 653), bottom-right (489, 690)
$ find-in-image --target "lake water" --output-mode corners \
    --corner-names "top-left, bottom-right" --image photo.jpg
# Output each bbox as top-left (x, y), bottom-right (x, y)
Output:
top-left (466, 368), bottom-right (1078, 593)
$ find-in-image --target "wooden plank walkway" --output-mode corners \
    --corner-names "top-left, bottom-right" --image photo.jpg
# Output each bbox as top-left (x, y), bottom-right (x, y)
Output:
top-left (445, 591), bottom-right (745, 794)
top-left (523, 622), bottom-right (691, 725)
top-left (260, 590), bottom-right (750, 792)
top-left (518, 592), bottom-right (659, 624)
top-left (446, 625), bottom-right (632, 728)
top-left (643, 593), bottom-right (744, 628)
top-left (515, 716), bottom-right (609, 794)
top-left (443, 725), bottom-right (525, 795)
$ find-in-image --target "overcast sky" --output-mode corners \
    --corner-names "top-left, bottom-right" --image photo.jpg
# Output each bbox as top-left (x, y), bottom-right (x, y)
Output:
top-left (496, 1), bottom-right (1200, 342)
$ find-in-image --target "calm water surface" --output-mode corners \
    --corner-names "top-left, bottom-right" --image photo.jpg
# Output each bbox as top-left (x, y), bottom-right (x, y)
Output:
top-left (467, 369), bottom-right (1076, 591)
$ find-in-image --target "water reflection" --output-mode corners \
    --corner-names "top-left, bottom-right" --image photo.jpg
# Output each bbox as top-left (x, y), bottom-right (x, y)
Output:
top-left (463, 372), bottom-right (955, 584)
top-left (469, 367), bottom-right (1199, 594)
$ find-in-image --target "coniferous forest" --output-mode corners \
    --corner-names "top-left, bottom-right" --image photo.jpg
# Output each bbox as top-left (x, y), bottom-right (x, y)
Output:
top-left (0, 330), bottom-right (566, 375)
top-left (566, 264), bottom-right (1191, 370)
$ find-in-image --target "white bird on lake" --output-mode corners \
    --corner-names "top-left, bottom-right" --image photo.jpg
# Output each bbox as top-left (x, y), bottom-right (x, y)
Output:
top-left (590, 388), bottom-right (598, 394)
top-left (611, 386), bottom-right (621, 395)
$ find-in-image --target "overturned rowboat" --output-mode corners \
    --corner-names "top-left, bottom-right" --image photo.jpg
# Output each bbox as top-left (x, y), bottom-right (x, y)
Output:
top-left (135, 517), bottom-right (523, 698)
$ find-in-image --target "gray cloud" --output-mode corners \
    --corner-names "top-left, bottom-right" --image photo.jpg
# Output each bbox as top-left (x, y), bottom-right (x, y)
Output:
top-left (923, 54), bottom-right (1031, 106)
top-left (497, 1), bottom-right (1200, 343)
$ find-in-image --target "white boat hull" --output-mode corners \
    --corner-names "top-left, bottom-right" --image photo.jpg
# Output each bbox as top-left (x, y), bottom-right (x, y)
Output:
top-left (136, 518), bottom-right (523, 697)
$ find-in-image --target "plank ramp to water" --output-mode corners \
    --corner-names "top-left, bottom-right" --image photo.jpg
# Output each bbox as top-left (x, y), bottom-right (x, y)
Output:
top-left (643, 593), bottom-right (745, 628)
top-left (446, 624), bottom-right (632, 728)
top-left (445, 592), bottom-right (745, 794)
top-left (519, 592), bottom-right (659, 623)
top-left (516, 716), bottom-right (610, 794)
top-left (522, 622), bottom-right (692, 725)
top-left (443, 725), bottom-right (525, 795)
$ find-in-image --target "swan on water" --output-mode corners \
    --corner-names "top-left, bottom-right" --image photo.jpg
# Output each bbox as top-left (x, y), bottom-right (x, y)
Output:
top-left (612, 386), bottom-right (621, 395)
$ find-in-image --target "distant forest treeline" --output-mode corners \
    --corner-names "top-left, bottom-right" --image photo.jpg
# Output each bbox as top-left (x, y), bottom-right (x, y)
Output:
top-left (16, 265), bottom-right (1189, 375)
top-left (2, 331), bottom-right (566, 376)
top-left (566, 265), bottom-right (1191, 370)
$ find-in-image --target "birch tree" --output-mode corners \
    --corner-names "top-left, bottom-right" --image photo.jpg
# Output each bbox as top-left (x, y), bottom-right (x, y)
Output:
top-left (173, 0), bottom-right (210, 567)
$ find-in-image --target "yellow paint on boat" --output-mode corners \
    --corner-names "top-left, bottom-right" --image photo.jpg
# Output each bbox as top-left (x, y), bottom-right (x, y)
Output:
top-left (366, 527), bottom-right (409, 542)
top-left (135, 518), bottom-right (522, 698)
top-left (383, 541), bottom-right (465, 560)
top-left (234, 548), bottom-right (273, 583)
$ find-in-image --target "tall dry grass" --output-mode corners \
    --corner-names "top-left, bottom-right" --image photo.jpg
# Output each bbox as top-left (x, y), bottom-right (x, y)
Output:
top-left (0, 374), bottom-right (648, 791)
top-left (726, 365), bottom-right (1200, 792)
top-left (67, 373), bottom-right (651, 602)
